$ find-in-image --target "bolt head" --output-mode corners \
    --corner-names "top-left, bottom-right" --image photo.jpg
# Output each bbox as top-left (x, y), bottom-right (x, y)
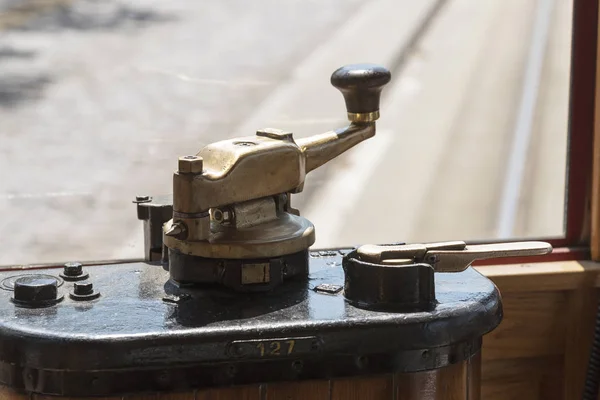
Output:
top-left (63, 262), bottom-right (83, 276)
top-left (212, 208), bottom-right (233, 224)
top-left (14, 276), bottom-right (58, 303)
top-left (74, 282), bottom-right (94, 295)
top-left (178, 155), bottom-right (203, 174)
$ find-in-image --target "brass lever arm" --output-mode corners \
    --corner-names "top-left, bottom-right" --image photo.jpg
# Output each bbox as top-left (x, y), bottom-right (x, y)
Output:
top-left (297, 123), bottom-right (375, 173)
top-left (357, 241), bottom-right (552, 272)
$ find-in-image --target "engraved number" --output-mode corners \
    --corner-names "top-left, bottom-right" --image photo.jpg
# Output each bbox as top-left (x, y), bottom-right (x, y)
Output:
top-left (269, 341), bottom-right (281, 355)
top-left (256, 342), bottom-right (265, 356)
top-left (285, 339), bottom-right (295, 355)
top-left (255, 340), bottom-right (296, 357)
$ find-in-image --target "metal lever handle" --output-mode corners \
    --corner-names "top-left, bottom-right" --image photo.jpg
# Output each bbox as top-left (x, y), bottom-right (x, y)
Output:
top-left (357, 241), bottom-right (552, 272)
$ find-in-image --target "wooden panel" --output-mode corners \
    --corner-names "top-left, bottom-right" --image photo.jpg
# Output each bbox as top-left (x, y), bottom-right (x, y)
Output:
top-left (157, 393), bottom-right (196, 400)
top-left (394, 360), bottom-right (469, 400)
top-left (196, 386), bottom-right (261, 400)
top-left (483, 291), bottom-right (567, 360)
top-left (482, 380), bottom-right (539, 400)
top-left (265, 380), bottom-right (329, 400)
top-left (481, 356), bottom-right (563, 400)
top-left (592, 0), bottom-right (600, 260)
top-left (563, 288), bottom-right (599, 398)
top-left (0, 387), bottom-right (29, 400)
top-left (330, 376), bottom-right (392, 400)
top-left (476, 261), bottom-right (600, 292)
top-left (33, 396), bottom-right (119, 400)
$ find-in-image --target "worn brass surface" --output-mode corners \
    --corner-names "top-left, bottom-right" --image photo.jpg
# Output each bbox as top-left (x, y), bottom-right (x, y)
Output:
top-left (241, 263), bottom-right (271, 284)
top-left (347, 110), bottom-right (380, 123)
top-left (168, 123), bottom-right (374, 259)
top-left (230, 197), bottom-right (278, 229)
top-left (296, 123), bottom-right (375, 173)
top-left (163, 213), bottom-right (315, 259)
top-left (172, 123), bottom-right (374, 214)
top-left (357, 241), bottom-right (552, 272)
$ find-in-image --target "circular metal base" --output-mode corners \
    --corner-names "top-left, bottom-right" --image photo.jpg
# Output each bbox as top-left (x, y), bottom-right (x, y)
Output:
top-left (168, 249), bottom-right (309, 292)
top-left (163, 213), bottom-right (315, 259)
top-left (69, 292), bottom-right (101, 301)
top-left (11, 295), bottom-right (64, 308)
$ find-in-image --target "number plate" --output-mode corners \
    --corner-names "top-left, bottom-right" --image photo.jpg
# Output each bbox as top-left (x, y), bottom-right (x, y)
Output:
top-left (228, 336), bottom-right (320, 358)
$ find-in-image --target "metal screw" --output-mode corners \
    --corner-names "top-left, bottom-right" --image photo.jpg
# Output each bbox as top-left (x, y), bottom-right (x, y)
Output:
top-left (61, 262), bottom-right (89, 281)
top-left (74, 282), bottom-right (94, 296)
top-left (355, 355), bottom-right (368, 368)
top-left (292, 360), bottom-right (304, 372)
top-left (212, 208), bottom-right (233, 224)
top-left (425, 255), bottom-right (439, 264)
top-left (70, 281), bottom-right (100, 301)
top-left (233, 141), bottom-right (256, 147)
top-left (132, 195), bottom-right (152, 204)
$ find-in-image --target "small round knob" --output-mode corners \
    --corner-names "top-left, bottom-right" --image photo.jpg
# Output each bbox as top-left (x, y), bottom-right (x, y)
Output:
top-left (12, 276), bottom-right (63, 307)
top-left (330, 64), bottom-right (391, 122)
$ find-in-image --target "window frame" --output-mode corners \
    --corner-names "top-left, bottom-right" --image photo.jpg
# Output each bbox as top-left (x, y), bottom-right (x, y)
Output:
top-left (476, 0), bottom-right (598, 266)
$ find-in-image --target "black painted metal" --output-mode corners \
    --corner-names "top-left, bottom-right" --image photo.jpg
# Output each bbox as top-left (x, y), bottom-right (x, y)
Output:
top-left (60, 262), bottom-right (89, 281)
top-left (136, 194), bottom-right (173, 262)
top-left (343, 249), bottom-right (436, 311)
top-left (168, 249), bottom-right (309, 292)
top-left (11, 275), bottom-right (63, 308)
top-left (0, 251), bottom-right (502, 396)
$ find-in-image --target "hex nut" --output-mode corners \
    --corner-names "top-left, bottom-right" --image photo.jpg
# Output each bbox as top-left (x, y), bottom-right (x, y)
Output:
top-left (178, 155), bottom-right (203, 174)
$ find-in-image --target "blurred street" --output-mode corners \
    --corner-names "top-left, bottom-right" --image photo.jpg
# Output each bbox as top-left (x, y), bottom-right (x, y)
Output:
top-left (0, 0), bottom-right (570, 265)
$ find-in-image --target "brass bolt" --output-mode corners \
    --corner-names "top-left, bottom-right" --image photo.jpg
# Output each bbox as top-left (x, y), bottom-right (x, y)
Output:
top-left (212, 208), bottom-right (233, 224)
top-left (178, 155), bottom-right (203, 174)
top-left (165, 221), bottom-right (187, 239)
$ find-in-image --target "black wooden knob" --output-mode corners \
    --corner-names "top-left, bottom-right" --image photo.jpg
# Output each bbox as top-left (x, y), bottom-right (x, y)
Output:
top-left (330, 64), bottom-right (391, 119)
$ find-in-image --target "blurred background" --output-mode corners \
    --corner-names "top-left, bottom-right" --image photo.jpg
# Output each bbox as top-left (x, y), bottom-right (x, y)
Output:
top-left (0, 0), bottom-right (572, 265)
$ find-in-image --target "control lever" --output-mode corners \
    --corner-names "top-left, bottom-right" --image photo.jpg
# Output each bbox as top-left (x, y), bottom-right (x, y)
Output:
top-left (344, 240), bottom-right (552, 310)
top-left (162, 64), bottom-right (392, 291)
top-left (356, 241), bottom-right (552, 272)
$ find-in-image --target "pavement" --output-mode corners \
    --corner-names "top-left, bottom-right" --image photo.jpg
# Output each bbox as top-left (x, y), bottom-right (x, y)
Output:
top-left (0, 0), bottom-right (571, 265)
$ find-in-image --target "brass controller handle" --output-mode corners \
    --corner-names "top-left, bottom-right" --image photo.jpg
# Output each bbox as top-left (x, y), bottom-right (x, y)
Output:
top-left (165, 64), bottom-right (393, 267)
top-left (331, 64), bottom-right (392, 123)
top-left (356, 241), bottom-right (552, 272)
